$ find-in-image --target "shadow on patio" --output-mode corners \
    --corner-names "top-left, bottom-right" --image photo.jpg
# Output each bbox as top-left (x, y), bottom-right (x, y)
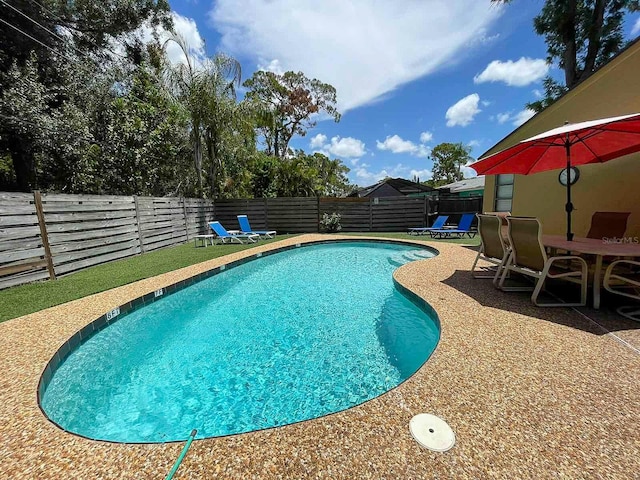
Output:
top-left (441, 267), bottom-right (640, 345)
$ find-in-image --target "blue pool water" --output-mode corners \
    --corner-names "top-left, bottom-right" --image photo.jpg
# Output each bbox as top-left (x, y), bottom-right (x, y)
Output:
top-left (41, 242), bottom-right (440, 443)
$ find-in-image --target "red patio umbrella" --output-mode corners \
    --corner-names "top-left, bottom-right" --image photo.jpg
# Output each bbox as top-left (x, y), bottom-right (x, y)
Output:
top-left (471, 112), bottom-right (640, 241)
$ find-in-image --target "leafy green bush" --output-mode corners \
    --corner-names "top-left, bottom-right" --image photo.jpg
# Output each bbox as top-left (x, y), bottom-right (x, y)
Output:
top-left (320, 212), bottom-right (342, 233)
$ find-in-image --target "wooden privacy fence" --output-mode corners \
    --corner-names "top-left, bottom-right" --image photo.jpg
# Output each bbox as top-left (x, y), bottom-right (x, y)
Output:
top-left (0, 192), bottom-right (216, 290)
top-left (0, 192), bottom-right (482, 289)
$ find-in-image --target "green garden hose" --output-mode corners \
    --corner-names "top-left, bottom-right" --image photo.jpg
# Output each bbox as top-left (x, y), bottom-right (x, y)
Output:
top-left (165, 429), bottom-right (197, 480)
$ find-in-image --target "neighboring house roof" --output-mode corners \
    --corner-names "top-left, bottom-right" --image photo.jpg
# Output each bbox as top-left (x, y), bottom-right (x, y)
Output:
top-left (351, 178), bottom-right (435, 197)
top-left (438, 176), bottom-right (485, 193)
top-left (480, 36), bottom-right (640, 160)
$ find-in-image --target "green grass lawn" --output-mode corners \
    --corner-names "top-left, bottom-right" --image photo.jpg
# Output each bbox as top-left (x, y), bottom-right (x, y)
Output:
top-left (0, 232), bottom-right (478, 323)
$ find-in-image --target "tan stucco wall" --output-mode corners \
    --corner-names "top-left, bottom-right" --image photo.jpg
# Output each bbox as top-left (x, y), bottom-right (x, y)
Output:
top-left (481, 41), bottom-right (640, 237)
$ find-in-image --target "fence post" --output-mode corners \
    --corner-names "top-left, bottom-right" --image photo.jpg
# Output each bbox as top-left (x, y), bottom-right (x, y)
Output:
top-left (33, 190), bottom-right (56, 280)
top-left (264, 197), bottom-right (268, 229)
top-left (317, 197), bottom-right (320, 233)
top-left (182, 198), bottom-right (190, 241)
top-left (369, 198), bottom-right (373, 231)
top-left (133, 195), bottom-right (145, 253)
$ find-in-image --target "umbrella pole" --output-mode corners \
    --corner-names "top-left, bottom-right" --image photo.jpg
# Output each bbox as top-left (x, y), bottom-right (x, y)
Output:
top-left (565, 137), bottom-right (574, 241)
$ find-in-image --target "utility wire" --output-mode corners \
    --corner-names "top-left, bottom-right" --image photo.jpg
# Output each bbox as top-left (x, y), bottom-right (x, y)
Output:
top-left (0, 0), bottom-right (81, 54)
top-left (24, 0), bottom-right (131, 60)
top-left (0, 17), bottom-right (77, 63)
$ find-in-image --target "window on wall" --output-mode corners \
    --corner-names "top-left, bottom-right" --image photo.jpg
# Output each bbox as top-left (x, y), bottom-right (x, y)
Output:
top-left (494, 174), bottom-right (514, 212)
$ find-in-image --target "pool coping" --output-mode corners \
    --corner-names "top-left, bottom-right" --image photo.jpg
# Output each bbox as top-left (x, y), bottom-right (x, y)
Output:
top-left (36, 238), bottom-right (441, 444)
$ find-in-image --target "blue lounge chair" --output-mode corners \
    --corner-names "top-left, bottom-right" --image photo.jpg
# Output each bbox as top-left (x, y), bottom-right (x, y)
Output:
top-left (408, 215), bottom-right (449, 235)
top-left (237, 215), bottom-right (277, 239)
top-left (428, 213), bottom-right (477, 239)
top-left (208, 221), bottom-right (259, 244)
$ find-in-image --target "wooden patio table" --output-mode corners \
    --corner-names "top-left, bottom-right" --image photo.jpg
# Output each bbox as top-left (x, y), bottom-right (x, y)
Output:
top-left (542, 235), bottom-right (640, 309)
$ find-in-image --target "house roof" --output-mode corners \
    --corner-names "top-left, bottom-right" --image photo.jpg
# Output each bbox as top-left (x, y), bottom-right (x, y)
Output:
top-left (354, 178), bottom-right (435, 197)
top-left (438, 176), bottom-right (485, 193)
top-left (479, 36), bottom-right (640, 160)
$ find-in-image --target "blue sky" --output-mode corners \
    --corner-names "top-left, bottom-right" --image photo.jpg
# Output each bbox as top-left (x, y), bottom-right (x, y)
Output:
top-left (164, 1), bottom-right (640, 186)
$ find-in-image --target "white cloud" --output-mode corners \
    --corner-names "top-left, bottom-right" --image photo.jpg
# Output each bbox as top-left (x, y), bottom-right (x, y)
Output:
top-left (377, 135), bottom-right (416, 154)
top-left (512, 108), bottom-right (536, 126)
top-left (312, 134), bottom-right (366, 158)
top-left (410, 169), bottom-right (433, 181)
top-left (533, 89), bottom-right (543, 99)
top-left (474, 28), bottom-right (500, 45)
top-left (468, 140), bottom-right (481, 148)
top-left (121, 12), bottom-right (206, 66)
top-left (461, 165), bottom-right (478, 178)
top-left (419, 131), bottom-right (433, 143)
top-left (210, 1), bottom-right (503, 112)
top-left (257, 58), bottom-right (285, 74)
top-left (446, 93), bottom-right (481, 127)
top-left (496, 112), bottom-right (511, 124)
top-left (481, 100), bottom-right (492, 107)
top-left (376, 135), bottom-right (430, 157)
top-left (474, 57), bottom-right (549, 87)
top-left (632, 18), bottom-right (640, 37)
top-left (328, 136), bottom-right (366, 158)
top-left (352, 163), bottom-right (410, 185)
top-left (494, 109), bottom-right (536, 126)
top-left (310, 133), bottom-right (327, 149)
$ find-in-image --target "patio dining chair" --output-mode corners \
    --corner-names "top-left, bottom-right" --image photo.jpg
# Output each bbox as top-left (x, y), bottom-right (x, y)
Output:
top-left (603, 259), bottom-right (640, 321)
top-left (471, 214), bottom-right (510, 285)
top-left (586, 212), bottom-right (630, 240)
top-left (498, 217), bottom-right (588, 307)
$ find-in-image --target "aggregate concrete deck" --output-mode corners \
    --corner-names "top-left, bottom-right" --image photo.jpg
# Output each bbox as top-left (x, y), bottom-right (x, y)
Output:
top-left (0, 235), bottom-right (638, 479)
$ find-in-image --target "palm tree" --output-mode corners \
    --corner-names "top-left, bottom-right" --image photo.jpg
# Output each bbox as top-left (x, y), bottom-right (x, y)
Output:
top-left (163, 34), bottom-right (241, 197)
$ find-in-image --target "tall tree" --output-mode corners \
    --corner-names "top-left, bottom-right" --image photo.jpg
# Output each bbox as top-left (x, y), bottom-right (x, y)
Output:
top-left (0, 0), bottom-right (172, 191)
top-left (428, 142), bottom-right (473, 187)
top-left (243, 71), bottom-right (341, 158)
top-left (164, 35), bottom-right (241, 197)
top-left (493, 0), bottom-right (640, 111)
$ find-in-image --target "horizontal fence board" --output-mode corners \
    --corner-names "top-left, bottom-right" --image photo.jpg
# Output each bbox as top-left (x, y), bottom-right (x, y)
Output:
top-left (41, 203), bottom-right (136, 213)
top-left (0, 269), bottom-right (49, 289)
top-left (0, 214), bottom-right (40, 227)
top-left (0, 237), bottom-right (42, 253)
top-left (0, 258), bottom-right (47, 276)
top-left (49, 232), bottom-right (140, 255)
top-left (42, 210), bottom-right (136, 223)
top-left (0, 192), bottom-right (35, 201)
top-left (0, 225), bottom-right (41, 239)
top-left (54, 246), bottom-right (140, 276)
top-left (45, 217), bottom-right (137, 234)
top-left (42, 193), bottom-right (134, 202)
top-left (47, 224), bottom-right (138, 243)
top-left (53, 239), bottom-right (140, 266)
top-left (0, 247), bottom-right (45, 264)
top-left (142, 236), bottom-right (186, 252)
top-left (0, 204), bottom-right (37, 215)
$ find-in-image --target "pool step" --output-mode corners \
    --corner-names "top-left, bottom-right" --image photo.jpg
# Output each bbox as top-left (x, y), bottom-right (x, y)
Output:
top-left (388, 250), bottom-right (433, 267)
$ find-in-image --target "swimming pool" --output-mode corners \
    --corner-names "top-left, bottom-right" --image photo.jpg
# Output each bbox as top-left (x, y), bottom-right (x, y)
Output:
top-left (40, 241), bottom-right (440, 443)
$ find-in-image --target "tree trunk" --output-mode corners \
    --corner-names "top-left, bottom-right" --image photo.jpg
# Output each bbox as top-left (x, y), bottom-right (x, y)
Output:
top-left (579, 0), bottom-right (606, 83)
top-left (192, 120), bottom-right (203, 197)
top-left (8, 136), bottom-right (36, 192)
top-left (561, 0), bottom-right (578, 88)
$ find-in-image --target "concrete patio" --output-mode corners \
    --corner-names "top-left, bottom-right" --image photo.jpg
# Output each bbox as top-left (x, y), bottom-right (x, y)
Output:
top-left (0, 235), bottom-right (637, 479)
